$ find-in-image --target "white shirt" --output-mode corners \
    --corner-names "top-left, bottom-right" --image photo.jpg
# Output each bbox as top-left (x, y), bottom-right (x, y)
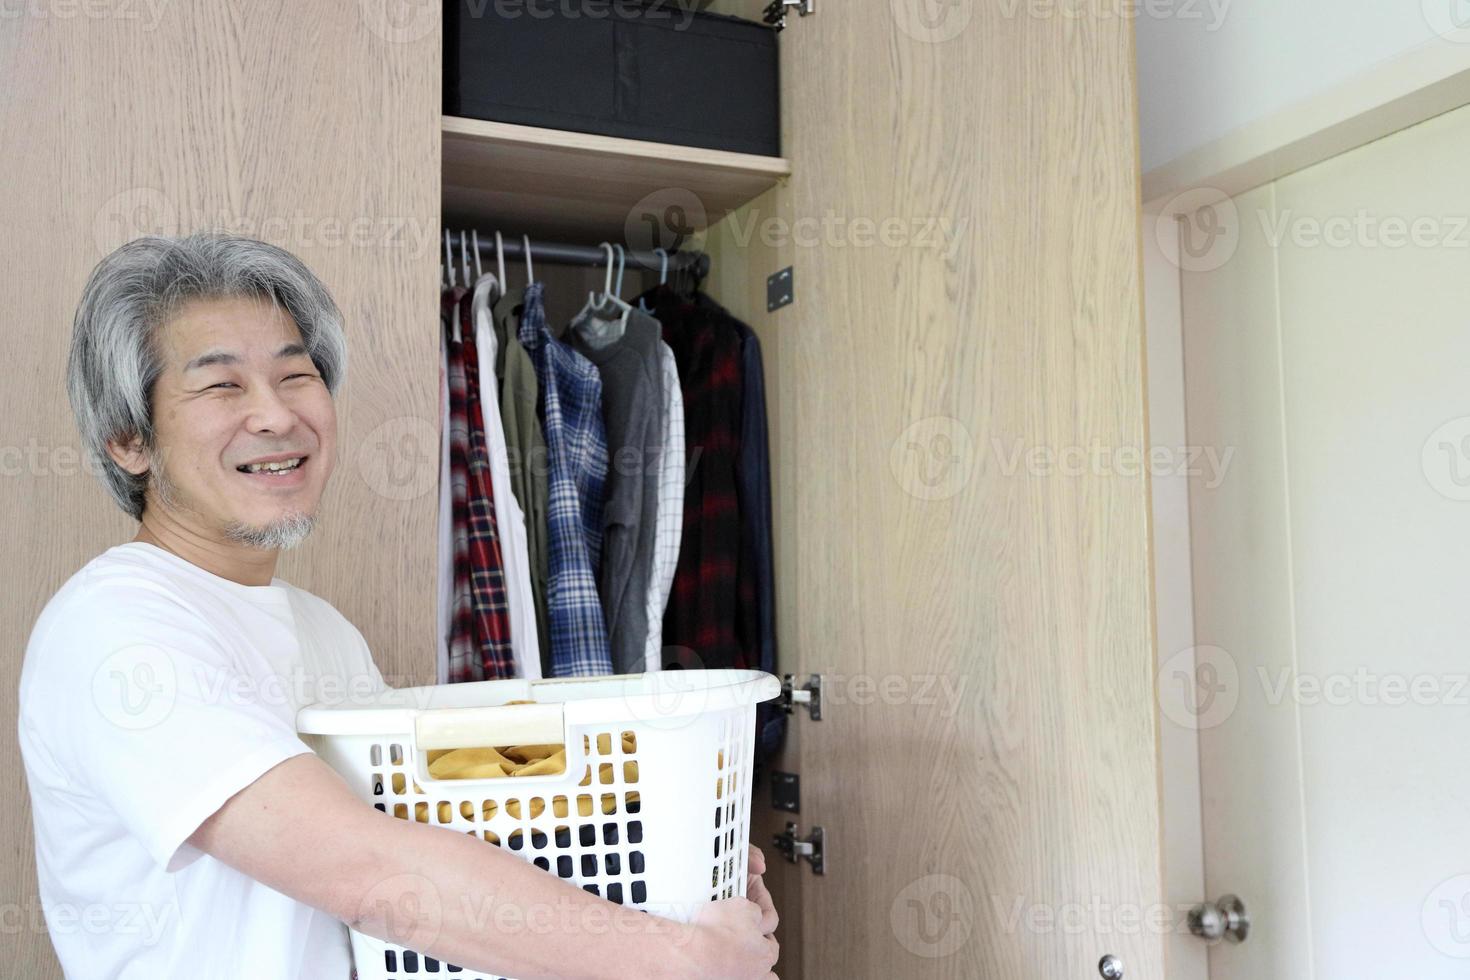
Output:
top-left (17, 541), bottom-right (387, 979)
top-left (645, 340), bottom-right (685, 672)
top-left (472, 274), bottom-right (542, 679)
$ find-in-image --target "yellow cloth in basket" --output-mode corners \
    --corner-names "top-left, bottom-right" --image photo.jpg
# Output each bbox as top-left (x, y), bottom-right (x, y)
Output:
top-left (406, 705), bottom-right (639, 826)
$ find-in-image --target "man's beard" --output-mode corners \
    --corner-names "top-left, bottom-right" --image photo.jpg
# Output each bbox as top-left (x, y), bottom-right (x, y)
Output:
top-left (149, 450), bottom-right (317, 551)
top-left (221, 511), bottom-right (316, 550)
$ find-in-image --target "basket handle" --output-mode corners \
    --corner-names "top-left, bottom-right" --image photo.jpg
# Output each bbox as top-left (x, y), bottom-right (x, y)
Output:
top-left (413, 702), bottom-right (567, 751)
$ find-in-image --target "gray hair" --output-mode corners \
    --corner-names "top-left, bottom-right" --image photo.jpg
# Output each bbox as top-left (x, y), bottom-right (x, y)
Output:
top-left (67, 233), bottom-right (348, 520)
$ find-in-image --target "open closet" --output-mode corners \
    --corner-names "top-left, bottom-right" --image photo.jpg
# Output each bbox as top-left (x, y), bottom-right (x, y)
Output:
top-left (2, 1), bottom-right (1168, 976)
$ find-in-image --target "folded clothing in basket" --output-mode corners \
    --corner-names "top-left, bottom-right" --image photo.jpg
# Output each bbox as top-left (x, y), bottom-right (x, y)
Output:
top-left (407, 730), bottom-right (640, 826)
top-left (427, 743), bottom-right (569, 779)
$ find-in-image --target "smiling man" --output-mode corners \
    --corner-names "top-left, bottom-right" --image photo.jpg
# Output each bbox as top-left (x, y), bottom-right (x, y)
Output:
top-left (17, 233), bottom-right (778, 980)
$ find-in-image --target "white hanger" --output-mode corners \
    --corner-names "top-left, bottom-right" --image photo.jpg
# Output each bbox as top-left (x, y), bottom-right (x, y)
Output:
top-left (495, 231), bottom-right (507, 288)
top-left (580, 243), bottom-right (613, 312)
top-left (474, 229), bottom-right (500, 291)
top-left (469, 229), bottom-right (501, 324)
top-left (573, 243), bottom-right (631, 343)
top-left (638, 247), bottom-right (668, 312)
top-left (522, 234), bottom-right (535, 284)
top-left (443, 230), bottom-right (461, 341)
top-left (459, 230), bottom-right (472, 290)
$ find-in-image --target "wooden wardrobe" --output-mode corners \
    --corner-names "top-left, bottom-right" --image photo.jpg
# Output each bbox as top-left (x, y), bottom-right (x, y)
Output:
top-left (0, 2), bottom-right (1164, 977)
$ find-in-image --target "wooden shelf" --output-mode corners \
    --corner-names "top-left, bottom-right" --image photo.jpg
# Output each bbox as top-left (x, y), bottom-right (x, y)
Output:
top-left (441, 116), bottom-right (790, 243)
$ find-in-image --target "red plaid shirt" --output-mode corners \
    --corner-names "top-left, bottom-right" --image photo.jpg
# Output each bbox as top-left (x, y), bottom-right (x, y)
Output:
top-left (443, 286), bottom-right (516, 682)
top-left (459, 294), bottom-right (516, 680)
top-left (443, 287), bottom-right (479, 683)
top-left (641, 285), bottom-right (746, 670)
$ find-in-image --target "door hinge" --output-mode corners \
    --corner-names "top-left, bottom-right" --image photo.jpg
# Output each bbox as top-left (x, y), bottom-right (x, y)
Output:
top-left (779, 673), bottom-right (822, 720)
top-left (763, 0), bottom-right (814, 30)
top-left (772, 821), bottom-right (825, 874)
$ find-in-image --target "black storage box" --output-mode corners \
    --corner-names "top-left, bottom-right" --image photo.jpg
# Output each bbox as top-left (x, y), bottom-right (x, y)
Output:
top-left (445, 0), bottom-right (781, 157)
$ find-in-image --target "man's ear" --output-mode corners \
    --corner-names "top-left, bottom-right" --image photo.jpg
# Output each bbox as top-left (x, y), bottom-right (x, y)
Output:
top-left (105, 433), bottom-right (150, 477)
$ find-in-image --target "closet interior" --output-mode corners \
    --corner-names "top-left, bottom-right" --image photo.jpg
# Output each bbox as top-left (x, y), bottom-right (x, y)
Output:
top-left (433, 2), bottom-right (792, 740)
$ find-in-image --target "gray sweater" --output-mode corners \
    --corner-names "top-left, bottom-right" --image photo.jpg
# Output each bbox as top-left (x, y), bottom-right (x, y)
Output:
top-left (568, 306), bottom-right (666, 673)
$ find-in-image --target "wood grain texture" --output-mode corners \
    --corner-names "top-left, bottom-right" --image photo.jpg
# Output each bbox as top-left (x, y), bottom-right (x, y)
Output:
top-left (443, 116), bottom-right (790, 243)
top-left (706, 1), bottom-right (1164, 976)
top-left (0, 4), bottom-right (440, 975)
top-left (703, 180), bottom-right (803, 976)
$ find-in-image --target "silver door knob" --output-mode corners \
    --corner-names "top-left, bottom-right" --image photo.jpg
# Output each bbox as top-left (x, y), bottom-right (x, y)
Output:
top-left (1098, 954), bottom-right (1124, 979)
top-left (1188, 894), bottom-right (1250, 943)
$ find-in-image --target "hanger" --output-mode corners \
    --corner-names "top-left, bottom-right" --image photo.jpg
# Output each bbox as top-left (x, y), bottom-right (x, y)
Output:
top-left (596, 243), bottom-right (620, 311)
top-left (443, 230), bottom-right (461, 341)
top-left (638, 247), bottom-right (668, 312)
top-left (673, 248), bottom-right (688, 298)
top-left (495, 231), bottom-right (507, 288)
top-left (579, 242), bottom-right (610, 312)
top-left (679, 250), bottom-right (706, 299)
top-left (471, 229), bottom-right (498, 292)
top-left (459, 230), bottom-right (472, 290)
top-left (522, 234), bottom-right (535, 284)
top-left (573, 243), bottom-right (631, 343)
top-left (469, 229), bottom-right (501, 328)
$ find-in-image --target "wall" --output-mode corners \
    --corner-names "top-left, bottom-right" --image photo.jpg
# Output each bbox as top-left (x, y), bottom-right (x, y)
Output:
top-left (1179, 98), bottom-right (1470, 978)
top-left (1135, 0), bottom-right (1447, 171)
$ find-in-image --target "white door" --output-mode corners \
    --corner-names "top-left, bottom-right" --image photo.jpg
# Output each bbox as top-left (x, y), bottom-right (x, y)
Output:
top-left (1160, 97), bottom-right (1470, 979)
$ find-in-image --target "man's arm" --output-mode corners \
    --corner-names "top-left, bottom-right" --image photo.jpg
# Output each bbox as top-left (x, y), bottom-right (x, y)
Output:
top-left (188, 753), bottom-right (779, 980)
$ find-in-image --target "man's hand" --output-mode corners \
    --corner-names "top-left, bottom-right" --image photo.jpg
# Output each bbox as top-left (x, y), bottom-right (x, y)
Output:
top-left (686, 898), bottom-right (780, 979)
top-left (747, 843), bottom-right (778, 936)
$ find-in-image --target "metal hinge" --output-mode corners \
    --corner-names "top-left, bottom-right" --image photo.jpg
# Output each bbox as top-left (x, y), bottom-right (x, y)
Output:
top-left (763, 0), bottom-right (814, 30)
top-left (779, 673), bottom-right (822, 720)
top-left (772, 821), bottom-right (825, 874)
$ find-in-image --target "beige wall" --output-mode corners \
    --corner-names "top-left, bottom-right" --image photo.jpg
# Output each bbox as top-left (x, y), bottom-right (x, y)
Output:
top-left (0, 4), bottom-right (440, 975)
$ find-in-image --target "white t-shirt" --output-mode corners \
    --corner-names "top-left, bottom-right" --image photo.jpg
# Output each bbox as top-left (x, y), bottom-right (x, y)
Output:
top-left (17, 541), bottom-right (387, 979)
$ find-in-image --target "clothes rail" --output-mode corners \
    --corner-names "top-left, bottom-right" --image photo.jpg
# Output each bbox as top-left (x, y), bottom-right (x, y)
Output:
top-left (449, 230), bottom-right (711, 279)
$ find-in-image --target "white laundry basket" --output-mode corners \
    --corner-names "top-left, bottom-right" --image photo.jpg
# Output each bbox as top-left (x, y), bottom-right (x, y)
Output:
top-left (296, 669), bottom-right (780, 980)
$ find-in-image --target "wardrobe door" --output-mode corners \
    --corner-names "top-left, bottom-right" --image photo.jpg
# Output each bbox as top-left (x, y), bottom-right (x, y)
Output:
top-left (0, 6), bottom-right (439, 977)
top-left (705, 2), bottom-right (1163, 977)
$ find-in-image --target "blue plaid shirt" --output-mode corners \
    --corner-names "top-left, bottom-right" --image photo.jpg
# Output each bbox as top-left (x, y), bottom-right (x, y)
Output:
top-left (518, 283), bottom-right (612, 676)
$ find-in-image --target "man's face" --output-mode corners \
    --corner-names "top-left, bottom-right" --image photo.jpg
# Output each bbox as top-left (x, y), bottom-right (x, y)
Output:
top-left (123, 295), bottom-right (337, 544)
